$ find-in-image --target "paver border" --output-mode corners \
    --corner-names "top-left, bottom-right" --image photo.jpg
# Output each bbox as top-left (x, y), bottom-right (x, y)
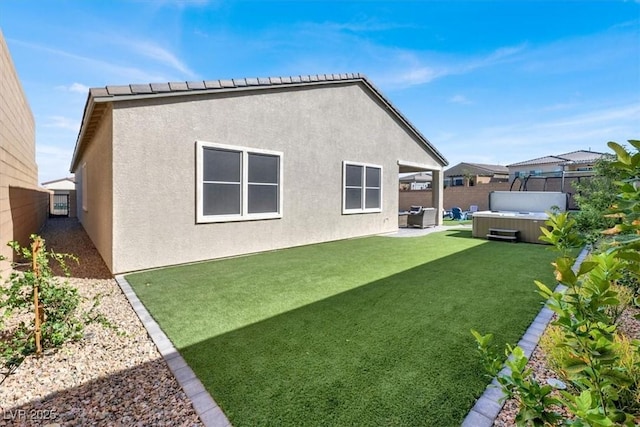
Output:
top-left (461, 246), bottom-right (590, 427)
top-left (114, 275), bottom-right (232, 427)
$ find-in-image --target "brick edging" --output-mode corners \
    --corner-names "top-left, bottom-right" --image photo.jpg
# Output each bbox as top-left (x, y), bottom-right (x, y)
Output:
top-left (461, 246), bottom-right (590, 426)
top-left (114, 275), bottom-right (232, 427)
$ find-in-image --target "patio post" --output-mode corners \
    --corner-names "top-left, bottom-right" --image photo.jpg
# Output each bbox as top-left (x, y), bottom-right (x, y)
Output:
top-left (432, 169), bottom-right (444, 226)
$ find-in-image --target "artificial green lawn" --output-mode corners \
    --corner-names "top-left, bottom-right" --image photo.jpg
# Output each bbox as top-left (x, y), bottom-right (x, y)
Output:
top-left (442, 218), bottom-right (472, 225)
top-left (126, 230), bottom-right (558, 426)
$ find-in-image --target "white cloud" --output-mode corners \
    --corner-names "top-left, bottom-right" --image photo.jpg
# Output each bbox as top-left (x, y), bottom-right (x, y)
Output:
top-left (44, 116), bottom-right (80, 132)
top-left (397, 66), bottom-right (442, 86)
top-left (56, 82), bottom-right (90, 94)
top-left (9, 39), bottom-right (175, 83)
top-left (144, 0), bottom-right (212, 6)
top-left (303, 19), bottom-right (417, 34)
top-left (68, 82), bottom-right (89, 93)
top-left (122, 39), bottom-right (197, 79)
top-left (449, 95), bottom-right (472, 105)
top-left (536, 104), bottom-right (640, 130)
top-left (36, 144), bottom-right (74, 184)
top-left (374, 44), bottom-right (525, 89)
top-left (439, 103), bottom-right (640, 167)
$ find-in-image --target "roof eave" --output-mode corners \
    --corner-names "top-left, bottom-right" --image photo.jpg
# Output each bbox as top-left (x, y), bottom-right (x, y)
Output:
top-left (69, 74), bottom-right (448, 171)
top-left (359, 78), bottom-right (448, 167)
top-left (69, 92), bottom-right (97, 172)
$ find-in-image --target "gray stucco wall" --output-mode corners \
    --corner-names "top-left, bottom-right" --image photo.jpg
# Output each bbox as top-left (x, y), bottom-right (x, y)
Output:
top-left (108, 82), bottom-right (442, 273)
top-left (75, 108), bottom-right (114, 270)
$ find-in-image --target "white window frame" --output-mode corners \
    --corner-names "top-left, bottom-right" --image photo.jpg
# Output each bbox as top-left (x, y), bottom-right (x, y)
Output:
top-left (342, 161), bottom-right (383, 214)
top-left (196, 141), bottom-right (283, 223)
top-left (81, 162), bottom-right (88, 212)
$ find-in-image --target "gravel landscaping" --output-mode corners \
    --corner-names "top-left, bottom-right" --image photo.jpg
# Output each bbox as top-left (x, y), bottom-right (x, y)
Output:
top-left (0, 219), bottom-right (202, 426)
top-left (494, 304), bottom-right (640, 426)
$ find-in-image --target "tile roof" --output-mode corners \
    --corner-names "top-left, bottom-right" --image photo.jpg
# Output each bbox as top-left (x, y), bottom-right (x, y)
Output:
top-left (89, 73), bottom-right (366, 99)
top-left (399, 172), bottom-right (432, 182)
top-left (444, 162), bottom-right (508, 177)
top-left (41, 176), bottom-right (75, 186)
top-left (70, 73), bottom-right (448, 171)
top-left (507, 150), bottom-right (607, 167)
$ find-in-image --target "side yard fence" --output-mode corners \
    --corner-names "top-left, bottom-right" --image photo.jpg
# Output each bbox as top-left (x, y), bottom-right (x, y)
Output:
top-left (400, 177), bottom-right (586, 212)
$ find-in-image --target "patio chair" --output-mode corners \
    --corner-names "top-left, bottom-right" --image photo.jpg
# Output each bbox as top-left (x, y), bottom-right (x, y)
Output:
top-left (451, 207), bottom-right (467, 221)
top-left (408, 205), bottom-right (423, 215)
top-left (407, 207), bottom-right (437, 228)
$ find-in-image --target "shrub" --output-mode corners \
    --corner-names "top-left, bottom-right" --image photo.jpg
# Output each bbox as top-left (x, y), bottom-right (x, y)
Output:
top-left (473, 140), bottom-right (640, 425)
top-left (0, 235), bottom-right (83, 369)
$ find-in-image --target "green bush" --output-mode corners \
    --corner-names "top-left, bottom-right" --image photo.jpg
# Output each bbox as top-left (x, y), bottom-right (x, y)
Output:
top-left (473, 140), bottom-right (640, 426)
top-left (0, 236), bottom-right (83, 369)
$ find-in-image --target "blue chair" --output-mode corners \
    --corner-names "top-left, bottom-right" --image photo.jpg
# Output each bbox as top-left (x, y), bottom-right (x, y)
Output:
top-left (451, 207), bottom-right (467, 220)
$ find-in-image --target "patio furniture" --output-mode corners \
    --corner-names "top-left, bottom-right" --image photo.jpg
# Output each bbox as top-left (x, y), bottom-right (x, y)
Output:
top-left (451, 207), bottom-right (467, 221)
top-left (398, 211), bottom-right (409, 228)
top-left (407, 207), bottom-right (437, 228)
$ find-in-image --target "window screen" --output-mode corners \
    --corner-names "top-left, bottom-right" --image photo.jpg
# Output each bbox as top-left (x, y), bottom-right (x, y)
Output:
top-left (197, 142), bottom-right (282, 222)
top-left (343, 162), bottom-right (382, 213)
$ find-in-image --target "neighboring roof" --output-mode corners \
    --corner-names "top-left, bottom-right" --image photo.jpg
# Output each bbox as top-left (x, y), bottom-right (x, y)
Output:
top-left (507, 150), bottom-right (607, 167)
top-left (41, 176), bottom-right (75, 186)
top-left (444, 162), bottom-right (508, 177)
top-left (41, 176), bottom-right (76, 191)
top-left (69, 73), bottom-right (448, 171)
top-left (399, 172), bottom-right (432, 183)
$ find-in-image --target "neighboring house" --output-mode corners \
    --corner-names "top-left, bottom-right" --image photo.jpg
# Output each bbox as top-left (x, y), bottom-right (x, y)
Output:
top-left (399, 172), bottom-right (432, 190)
top-left (0, 30), bottom-right (49, 271)
top-left (444, 162), bottom-right (508, 187)
top-left (69, 73), bottom-right (448, 274)
top-left (507, 150), bottom-right (608, 182)
top-left (41, 177), bottom-right (76, 217)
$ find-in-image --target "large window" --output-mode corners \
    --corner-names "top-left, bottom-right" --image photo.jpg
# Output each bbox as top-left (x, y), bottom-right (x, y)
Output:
top-left (342, 161), bottom-right (382, 214)
top-left (197, 141), bottom-right (282, 223)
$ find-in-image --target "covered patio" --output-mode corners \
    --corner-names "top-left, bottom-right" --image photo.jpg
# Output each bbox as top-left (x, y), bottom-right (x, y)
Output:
top-left (398, 160), bottom-right (444, 228)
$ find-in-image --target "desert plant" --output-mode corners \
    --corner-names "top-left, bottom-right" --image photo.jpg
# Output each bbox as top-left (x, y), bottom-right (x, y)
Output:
top-left (0, 235), bottom-right (83, 369)
top-left (472, 331), bottom-right (564, 426)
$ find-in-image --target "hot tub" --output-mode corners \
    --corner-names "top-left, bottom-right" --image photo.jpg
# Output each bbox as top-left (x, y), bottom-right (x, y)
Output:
top-left (472, 211), bottom-right (550, 244)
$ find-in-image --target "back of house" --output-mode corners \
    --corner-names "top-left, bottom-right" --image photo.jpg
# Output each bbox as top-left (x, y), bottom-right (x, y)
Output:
top-left (70, 74), bottom-right (447, 274)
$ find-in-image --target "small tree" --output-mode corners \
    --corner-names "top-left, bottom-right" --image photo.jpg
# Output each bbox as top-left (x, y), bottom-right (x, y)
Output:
top-left (572, 155), bottom-right (621, 242)
top-left (0, 235), bottom-right (82, 369)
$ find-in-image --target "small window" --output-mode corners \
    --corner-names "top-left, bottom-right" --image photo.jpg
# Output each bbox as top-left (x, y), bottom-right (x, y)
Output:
top-left (342, 161), bottom-right (382, 214)
top-left (197, 141), bottom-right (282, 223)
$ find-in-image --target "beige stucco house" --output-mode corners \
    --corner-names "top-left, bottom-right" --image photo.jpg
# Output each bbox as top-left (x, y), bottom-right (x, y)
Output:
top-left (70, 73), bottom-right (448, 274)
top-left (507, 150), bottom-right (608, 182)
top-left (0, 30), bottom-right (49, 272)
top-left (444, 162), bottom-right (508, 187)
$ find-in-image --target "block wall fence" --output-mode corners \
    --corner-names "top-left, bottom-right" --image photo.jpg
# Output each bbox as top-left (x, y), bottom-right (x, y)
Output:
top-left (0, 31), bottom-right (49, 272)
top-left (400, 177), bottom-right (584, 213)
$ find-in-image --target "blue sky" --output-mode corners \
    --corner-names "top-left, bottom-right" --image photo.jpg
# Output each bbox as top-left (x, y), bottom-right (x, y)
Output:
top-left (2, 0), bottom-right (639, 183)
